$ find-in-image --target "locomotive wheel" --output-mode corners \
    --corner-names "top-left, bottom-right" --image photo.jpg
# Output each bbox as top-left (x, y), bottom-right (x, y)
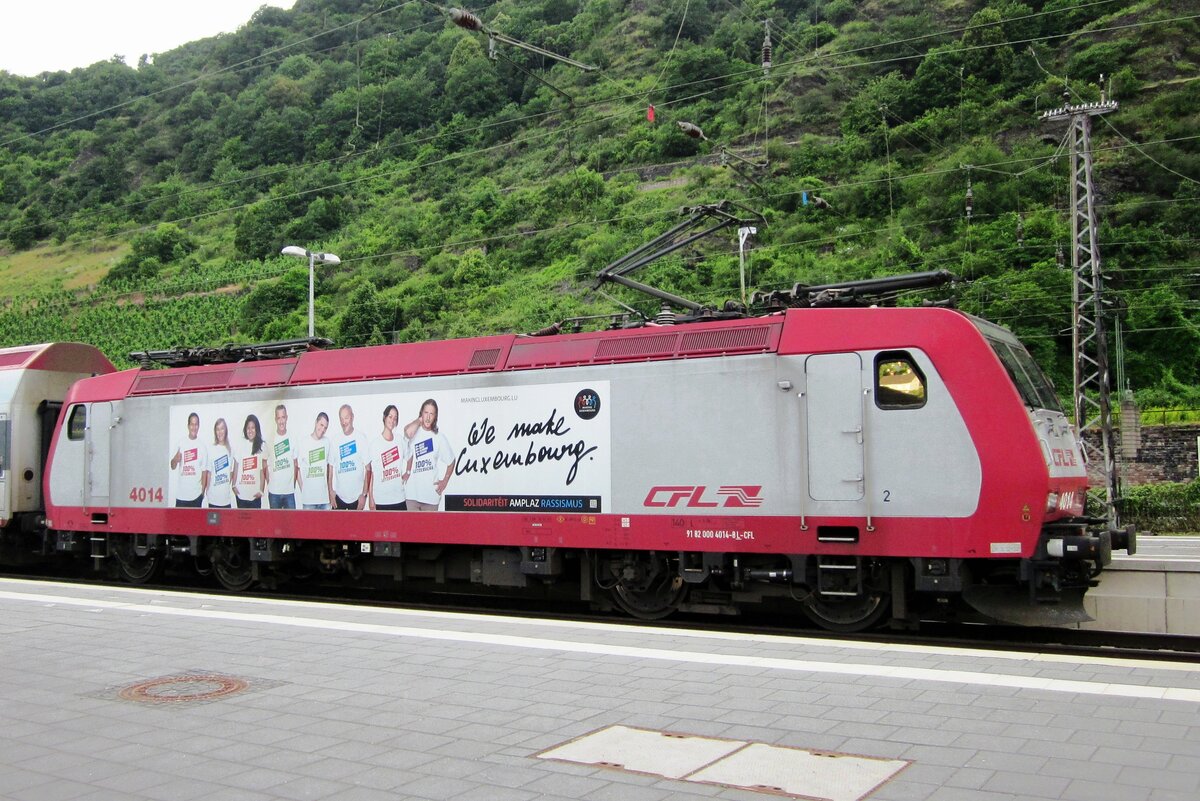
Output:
top-left (113, 544), bottom-right (164, 584)
top-left (612, 579), bottom-right (687, 620)
top-left (211, 540), bottom-right (254, 592)
top-left (802, 592), bottom-right (890, 633)
top-left (610, 555), bottom-right (687, 620)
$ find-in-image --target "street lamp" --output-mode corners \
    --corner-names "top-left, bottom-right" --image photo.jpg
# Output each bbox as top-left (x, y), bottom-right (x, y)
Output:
top-left (281, 246), bottom-right (341, 338)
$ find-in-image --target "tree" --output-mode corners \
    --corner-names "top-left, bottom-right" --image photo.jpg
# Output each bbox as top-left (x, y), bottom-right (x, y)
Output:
top-left (910, 45), bottom-right (964, 115)
top-left (7, 204), bottom-right (50, 251)
top-left (336, 280), bottom-right (394, 347)
top-left (442, 38), bottom-right (505, 118)
top-left (240, 268), bottom-right (308, 339)
top-left (961, 7), bottom-right (1013, 83)
top-left (234, 201), bottom-right (290, 261)
top-left (103, 224), bottom-right (197, 284)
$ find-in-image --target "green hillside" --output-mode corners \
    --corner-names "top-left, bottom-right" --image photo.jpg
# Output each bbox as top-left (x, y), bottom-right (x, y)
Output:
top-left (0, 0), bottom-right (1196, 405)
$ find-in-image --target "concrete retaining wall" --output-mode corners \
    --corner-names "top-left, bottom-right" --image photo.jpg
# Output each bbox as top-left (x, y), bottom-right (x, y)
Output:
top-left (1080, 560), bottom-right (1200, 635)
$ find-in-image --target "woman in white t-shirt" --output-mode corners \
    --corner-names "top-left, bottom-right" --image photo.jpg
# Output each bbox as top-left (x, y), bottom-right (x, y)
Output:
top-left (206, 417), bottom-right (235, 508)
top-left (403, 399), bottom-right (454, 512)
top-left (370, 404), bottom-right (409, 511)
top-left (233, 414), bottom-right (265, 509)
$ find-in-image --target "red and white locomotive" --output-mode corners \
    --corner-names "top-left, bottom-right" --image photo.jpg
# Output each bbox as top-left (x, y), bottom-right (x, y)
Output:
top-left (0, 299), bottom-right (1133, 631)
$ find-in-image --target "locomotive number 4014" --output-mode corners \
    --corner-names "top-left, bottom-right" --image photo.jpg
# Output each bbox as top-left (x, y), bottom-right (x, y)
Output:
top-left (128, 487), bottom-right (165, 503)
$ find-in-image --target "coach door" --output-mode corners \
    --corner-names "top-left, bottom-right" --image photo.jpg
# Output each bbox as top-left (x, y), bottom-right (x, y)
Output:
top-left (805, 353), bottom-right (865, 502)
top-left (0, 411), bottom-right (9, 521)
top-left (85, 402), bottom-right (112, 508)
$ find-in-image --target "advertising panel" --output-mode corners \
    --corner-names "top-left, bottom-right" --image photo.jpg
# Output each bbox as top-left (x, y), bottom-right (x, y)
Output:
top-left (165, 381), bottom-right (610, 513)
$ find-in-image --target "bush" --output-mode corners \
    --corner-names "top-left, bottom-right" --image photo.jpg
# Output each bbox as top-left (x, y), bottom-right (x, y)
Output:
top-left (102, 224), bottom-right (196, 284)
top-left (1115, 481), bottom-right (1200, 534)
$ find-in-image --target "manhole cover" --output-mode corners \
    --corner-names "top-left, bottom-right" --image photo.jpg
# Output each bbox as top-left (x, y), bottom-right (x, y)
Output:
top-left (118, 674), bottom-right (249, 703)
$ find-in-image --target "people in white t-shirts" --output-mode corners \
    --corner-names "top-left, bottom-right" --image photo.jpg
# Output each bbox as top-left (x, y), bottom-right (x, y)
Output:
top-left (171, 412), bottom-right (209, 507)
top-left (403, 398), bottom-right (454, 511)
top-left (206, 417), bottom-right (235, 508)
top-left (233, 414), bottom-right (266, 509)
top-left (298, 412), bottom-right (335, 510)
top-left (266, 404), bottom-right (298, 509)
top-left (331, 404), bottom-right (371, 510)
top-left (370, 404), bottom-right (409, 511)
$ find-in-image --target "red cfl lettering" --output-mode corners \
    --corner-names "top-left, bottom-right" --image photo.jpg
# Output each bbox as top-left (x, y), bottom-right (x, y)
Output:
top-left (1051, 448), bottom-right (1078, 467)
top-left (644, 485), bottom-right (764, 508)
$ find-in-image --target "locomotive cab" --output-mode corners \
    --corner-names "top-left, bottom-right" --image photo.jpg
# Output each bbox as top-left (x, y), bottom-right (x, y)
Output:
top-left (958, 318), bottom-right (1134, 625)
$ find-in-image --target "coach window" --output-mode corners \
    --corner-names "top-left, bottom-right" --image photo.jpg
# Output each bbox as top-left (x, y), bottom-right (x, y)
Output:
top-left (67, 405), bottom-right (87, 440)
top-left (875, 352), bottom-right (926, 409)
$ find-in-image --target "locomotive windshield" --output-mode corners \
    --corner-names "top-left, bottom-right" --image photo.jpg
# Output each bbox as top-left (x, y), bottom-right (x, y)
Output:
top-left (971, 319), bottom-right (1062, 413)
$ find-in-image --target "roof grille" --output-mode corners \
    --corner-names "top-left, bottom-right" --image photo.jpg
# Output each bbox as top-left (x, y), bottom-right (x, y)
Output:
top-left (679, 326), bottom-right (773, 354)
top-left (229, 362), bottom-right (297, 387)
top-left (468, 348), bottom-right (502, 369)
top-left (130, 374), bottom-right (185, 395)
top-left (180, 370), bottom-right (236, 389)
top-left (595, 333), bottom-right (679, 360)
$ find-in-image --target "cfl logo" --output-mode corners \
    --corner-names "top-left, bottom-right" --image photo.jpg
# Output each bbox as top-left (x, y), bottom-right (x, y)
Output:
top-left (643, 485), bottom-right (764, 508)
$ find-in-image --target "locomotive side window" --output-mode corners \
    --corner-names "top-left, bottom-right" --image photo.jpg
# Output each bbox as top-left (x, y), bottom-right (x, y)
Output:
top-left (67, 405), bottom-right (87, 440)
top-left (875, 352), bottom-right (926, 409)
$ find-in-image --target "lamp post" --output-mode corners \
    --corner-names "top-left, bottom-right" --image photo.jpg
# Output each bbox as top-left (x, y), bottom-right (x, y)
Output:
top-left (281, 246), bottom-right (341, 338)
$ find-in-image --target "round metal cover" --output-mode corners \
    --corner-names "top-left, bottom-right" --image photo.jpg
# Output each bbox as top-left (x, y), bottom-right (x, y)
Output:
top-left (118, 674), bottom-right (249, 703)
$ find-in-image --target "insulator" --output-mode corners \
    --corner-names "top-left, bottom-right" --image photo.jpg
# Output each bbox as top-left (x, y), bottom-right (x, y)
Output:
top-left (449, 8), bottom-right (484, 32)
top-left (655, 303), bottom-right (676, 325)
top-left (1016, 213), bottom-right (1025, 246)
top-left (677, 121), bottom-right (705, 139)
top-left (761, 39), bottom-right (772, 74)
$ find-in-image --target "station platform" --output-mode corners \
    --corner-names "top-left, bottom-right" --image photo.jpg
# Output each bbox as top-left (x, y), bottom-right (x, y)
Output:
top-left (2, 577), bottom-right (1198, 801)
top-left (1085, 536), bottom-right (1200, 635)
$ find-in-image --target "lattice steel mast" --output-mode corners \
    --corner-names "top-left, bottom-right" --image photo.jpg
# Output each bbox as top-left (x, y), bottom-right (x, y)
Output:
top-left (1040, 89), bottom-right (1120, 524)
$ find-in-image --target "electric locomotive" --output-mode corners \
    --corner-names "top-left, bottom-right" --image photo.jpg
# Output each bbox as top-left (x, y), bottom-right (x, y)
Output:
top-left (0, 295), bottom-right (1132, 631)
top-left (0, 207), bottom-right (1135, 630)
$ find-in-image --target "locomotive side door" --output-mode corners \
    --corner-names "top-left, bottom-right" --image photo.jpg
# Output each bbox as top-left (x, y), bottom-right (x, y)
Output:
top-left (805, 353), bottom-right (865, 501)
top-left (85, 402), bottom-right (112, 508)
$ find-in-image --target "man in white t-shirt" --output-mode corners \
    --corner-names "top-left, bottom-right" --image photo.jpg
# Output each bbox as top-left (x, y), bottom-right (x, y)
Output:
top-left (170, 412), bottom-right (209, 507)
top-left (404, 399), bottom-right (454, 511)
top-left (267, 404), bottom-right (299, 509)
top-left (298, 412), bottom-right (335, 509)
top-left (331, 404), bottom-right (371, 510)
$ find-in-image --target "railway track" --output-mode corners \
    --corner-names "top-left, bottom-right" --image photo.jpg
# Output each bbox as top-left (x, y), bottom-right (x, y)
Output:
top-left (6, 568), bottom-right (1198, 663)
